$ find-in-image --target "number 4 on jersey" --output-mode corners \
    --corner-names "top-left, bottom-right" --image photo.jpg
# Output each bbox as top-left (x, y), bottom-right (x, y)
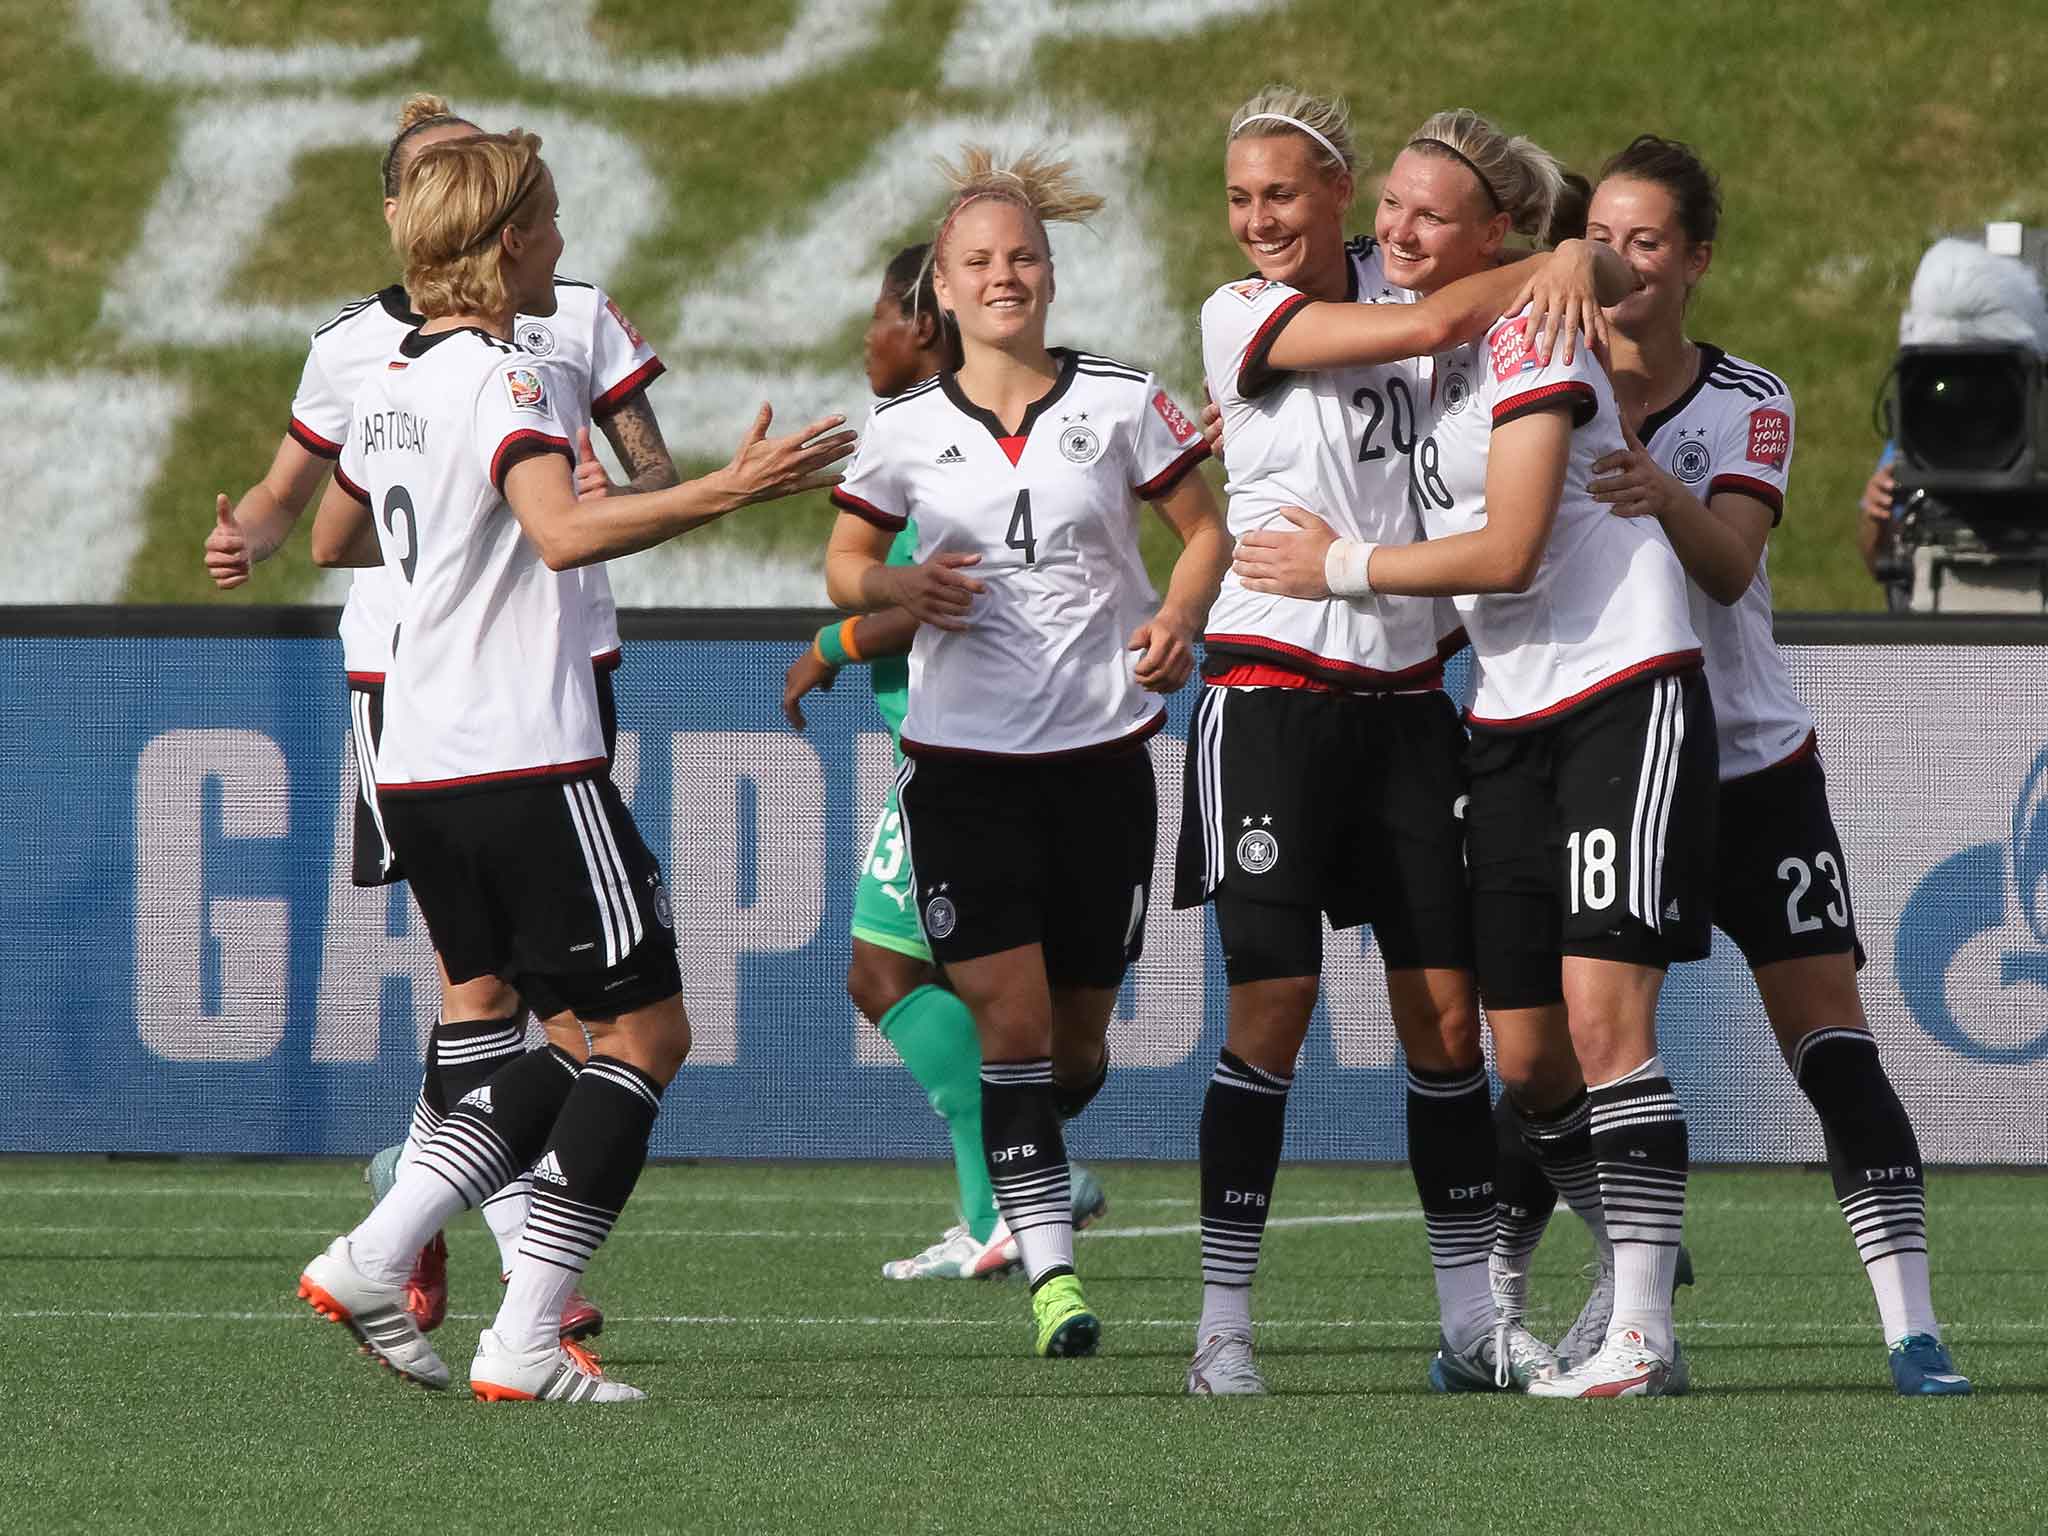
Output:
top-left (1006, 489), bottom-right (1037, 566)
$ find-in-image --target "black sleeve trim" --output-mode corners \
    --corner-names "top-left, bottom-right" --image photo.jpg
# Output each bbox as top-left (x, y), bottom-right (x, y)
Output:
top-left (1709, 472), bottom-right (1786, 527)
top-left (829, 488), bottom-right (908, 532)
top-left (591, 357), bottom-right (667, 419)
top-left (289, 418), bottom-right (342, 459)
top-left (490, 430), bottom-right (574, 494)
top-left (1237, 293), bottom-right (1312, 399)
top-left (333, 465), bottom-right (371, 506)
top-left (1492, 380), bottom-right (1597, 429)
top-left (1135, 441), bottom-right (1211, 500)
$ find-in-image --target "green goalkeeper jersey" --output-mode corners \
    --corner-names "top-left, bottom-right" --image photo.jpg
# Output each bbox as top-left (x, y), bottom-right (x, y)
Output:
top-left (870, 520), bottom-right (916, 745)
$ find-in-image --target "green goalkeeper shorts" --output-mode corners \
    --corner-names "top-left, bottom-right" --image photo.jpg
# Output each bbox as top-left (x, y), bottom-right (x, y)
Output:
top-left (851, 782), bottom-right (931, 961)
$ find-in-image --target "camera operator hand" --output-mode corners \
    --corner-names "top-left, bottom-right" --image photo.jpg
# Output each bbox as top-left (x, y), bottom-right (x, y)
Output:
top-left (1857, 463), bottom-right (1896, 576)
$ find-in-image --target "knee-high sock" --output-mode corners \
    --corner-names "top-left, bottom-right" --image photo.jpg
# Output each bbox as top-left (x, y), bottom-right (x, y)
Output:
top-left (1196, 1049), bottom-right (1292, 1343)
top-left (1588, 1057), bottom-right (1688, 1359)
top-left (1489, 1092), bottom-right (1558, 1323)
top-left (496, 1056), bottom-right (666, 1355)
top-left (1518, 1089), bottom-right (1610, 1267)
top-left (398, 1013), bottom-right (524, 1173)
top-left (1793, 1027), bottom-right (1938, 1343)
top-left (351, 1045), bottom-right (580, 1284)
top-left (479, 1178), bottom-right (533, 1276)
top-left (979, 1059), bottom-right (1072, 1288)
top-left (880, 985), bottom-right (998, 1244)
top-left (1406, 1063), bottom-right (1497, 1351)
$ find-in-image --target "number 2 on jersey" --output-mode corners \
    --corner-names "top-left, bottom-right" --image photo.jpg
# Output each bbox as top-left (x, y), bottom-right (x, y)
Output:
top-left (1005, 489), bottom-right (1037, 566)
top-left (381, 485), bottom-right (419, 583)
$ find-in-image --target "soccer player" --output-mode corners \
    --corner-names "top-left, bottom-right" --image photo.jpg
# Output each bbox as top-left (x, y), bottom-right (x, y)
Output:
top-left (823, 148), bottom-right (1230, 1357)
top-left (1236, 108), bottom-right (1705, 1399)
top-left (782, 244), bottom-right (1106, 1281)
top-left (208, 93), bottom-right (677, 1341)
top-left (1575, 135), bottom-right (1967, 1394)
top-left (1180, 89), bottom-right (1615, 1396)
top-left (297, 129), bottom-right (855, 1400)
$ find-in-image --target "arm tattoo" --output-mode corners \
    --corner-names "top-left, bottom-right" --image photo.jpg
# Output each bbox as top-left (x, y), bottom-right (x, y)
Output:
top-left (598, 391), bottom-right (680, 493)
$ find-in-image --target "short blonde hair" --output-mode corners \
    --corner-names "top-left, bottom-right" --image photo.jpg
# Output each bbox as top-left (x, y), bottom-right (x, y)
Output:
top-left (1406, 108), bottom-right (1562, 239)
top-left (928, 145), bottom-right (1104, 275)
top-left (393, 130), bottom-right (547, 320)
top-left (1227, 85), bottom-right (1361, 179)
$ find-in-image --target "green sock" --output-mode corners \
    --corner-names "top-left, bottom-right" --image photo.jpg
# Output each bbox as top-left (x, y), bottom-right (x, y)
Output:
top-left (878, 983), bottom-right (998, 1244)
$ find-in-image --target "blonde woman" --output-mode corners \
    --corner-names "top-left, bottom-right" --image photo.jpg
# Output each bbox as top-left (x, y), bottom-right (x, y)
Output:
top-left (825, 147), bottom-right (1231, 1359)
top-left (298, 130), bottom-right (854, 1403)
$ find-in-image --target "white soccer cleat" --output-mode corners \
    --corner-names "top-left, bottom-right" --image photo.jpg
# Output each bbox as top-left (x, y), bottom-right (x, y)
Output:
top-left (1186, 1330), bottom-right (1269, 1396)
top-left (470, 1329), bottom-right (647, 1403)
top-left (1430, 1321), bottom-right (1560, 1393)
top-left (1526, 1327), bottom-right (1689, 1399)
top-left (881, 1219), bottom-right (1020, 1280)
top-left (297, 1236), bottom-right (450, 1390)
top-left (1553, 1260), bottom-right (1615, 1370)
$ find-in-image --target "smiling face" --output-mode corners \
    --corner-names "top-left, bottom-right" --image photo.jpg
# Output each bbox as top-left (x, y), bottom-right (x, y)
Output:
top-left (931, 197), bottom-right (1054, 351)
top-left (1586, 174), bottom-right (1711, 339)
top-left (1372, 146), bottom-right (1511, 294)
top-left (1224, 133), bottom-right (1353, 298)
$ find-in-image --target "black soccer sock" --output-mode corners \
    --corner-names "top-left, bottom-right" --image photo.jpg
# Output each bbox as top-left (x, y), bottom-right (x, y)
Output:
top-left (501, 1055), bottom-right (666, 1353)
top-left (1406, 1062), bottom-right (1497, 1347)
top-left (1051, 1045), bottom-right (1109, 1122)
top-left (980, 1059), bottom-right (1074, 1289)
top-left (1588, 1058), bottom-right (1689, 1357)
top-left (1792, 1027), bottom-right (1936, 1340)
top-left (1489, 1092), bottom-right (1559, 1322)
top-left (1518, 1088), bottom-right (1608, 1259)
top-left (401, 1013), bottom-right (523, 1161)
top-left (412, 1044), bottom-right (582, 1208)
top-left (1196, 1049), bottom-right (1292, 1338)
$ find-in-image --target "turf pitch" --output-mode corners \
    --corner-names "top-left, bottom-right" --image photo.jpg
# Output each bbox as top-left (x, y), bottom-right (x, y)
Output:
top-left (4, 1157), bottom-right (2044, 1533)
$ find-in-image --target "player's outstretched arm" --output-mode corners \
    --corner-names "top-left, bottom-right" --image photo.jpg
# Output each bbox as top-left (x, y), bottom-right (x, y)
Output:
top-left (1130, 472), bottom-right (1229, 693)
top-left (506, 406), bottom-right (856, 570)
top-left (205, 437), bottom-right (331, 589)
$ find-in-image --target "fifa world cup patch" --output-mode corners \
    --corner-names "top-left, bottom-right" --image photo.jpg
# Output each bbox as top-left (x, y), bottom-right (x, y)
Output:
top-left (504, 366), bottom-right (547, 411)
top-left (1747, 407), bottom-right (1790, 469)
top-left (1489, 318), bottom-right (1535, 382)
top-left (1152, 389), bottom-right (1199, 445)
top-left (606, 296), bottom-right (646, 347)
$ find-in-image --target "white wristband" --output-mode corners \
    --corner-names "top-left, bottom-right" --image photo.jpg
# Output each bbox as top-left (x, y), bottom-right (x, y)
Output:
top-left (1324, 538), bottom-right (1378, 597)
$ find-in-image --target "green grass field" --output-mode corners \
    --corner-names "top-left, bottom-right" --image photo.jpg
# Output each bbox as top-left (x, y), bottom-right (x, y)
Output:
top-left (6, 1), bottom-right (2047, 610)
top-left (5, 1158), bottom-right (2044, 1533)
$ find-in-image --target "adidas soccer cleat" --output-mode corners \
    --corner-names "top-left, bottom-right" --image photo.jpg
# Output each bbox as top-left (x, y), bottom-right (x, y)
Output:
top-left (882, 1220), bottom-right (1021, 1280)
top-left (1070, 1163), bottom-right (1109, 1230)
top-left (470, 1328), bottom-right (646, 1403)
top-left (1031, 1274), bottom-right (1100, 1358)
top-left (1429, 1322), bottom-right (1559, 1394)
top-left (1186, 1330), bottom-right (1267, 1396)
top-left (298, 1236), bottom-right (450, 1390)
top-left (1527, 1327), bottom-right (1688, 1399)
top-left (1889, 1334), bottom-right (1972, 1396)
top-left (1555, 1244), bottom-right (1696, 1370)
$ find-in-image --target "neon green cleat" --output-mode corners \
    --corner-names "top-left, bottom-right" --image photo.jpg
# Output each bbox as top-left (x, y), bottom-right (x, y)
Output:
top-left (1031, 1274), bottom-right (1100, 1358)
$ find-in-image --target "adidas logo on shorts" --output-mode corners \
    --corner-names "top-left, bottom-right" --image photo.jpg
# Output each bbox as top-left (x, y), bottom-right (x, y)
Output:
top-left (532, 1151), bottom-right (568, 1187)
top-left (936, 444), bottom-right (965, 465)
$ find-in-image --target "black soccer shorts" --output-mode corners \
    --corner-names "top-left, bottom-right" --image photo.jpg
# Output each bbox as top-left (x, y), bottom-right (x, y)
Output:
top-left (1713, 735), bottom-right (1864, 970)
top-left (1172, 683), bottom-right (1474, 982)
top-left (1465, 667), bottom-right (1719, 1011)
top-left (380, 770), bottom-right (681, 1022)
top-left (896, 744), bottom-right (1156, 989)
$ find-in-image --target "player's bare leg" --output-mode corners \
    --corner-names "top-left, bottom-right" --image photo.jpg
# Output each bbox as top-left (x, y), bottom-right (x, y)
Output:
top-left (1756, 953), bottom-right (1968, 1394)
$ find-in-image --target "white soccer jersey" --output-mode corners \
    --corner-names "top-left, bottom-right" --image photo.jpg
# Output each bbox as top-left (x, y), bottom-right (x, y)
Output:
top-left (290, 278), bottom-right (663, 675)
top-left (1414, 309), bottom-right (1700, 729)
top-left (1641, 344), bottom-right (1812, 778)
top-left (1199, 237), bottom-right (1444, 687)
top-left (831, 349), bottom-right (1209, 758)
top-left (334, 327), bottom-right (602, 791)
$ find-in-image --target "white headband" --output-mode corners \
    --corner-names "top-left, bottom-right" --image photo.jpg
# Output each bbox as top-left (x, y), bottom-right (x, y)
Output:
top-left (1234, 112), bottom-right (1348, 171)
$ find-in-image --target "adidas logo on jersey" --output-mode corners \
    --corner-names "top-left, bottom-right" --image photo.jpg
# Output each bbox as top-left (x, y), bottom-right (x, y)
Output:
top-left (936, 444), bottom-right (965, 465)
top-left (458, 1086), bottom-right (493, 1114)
top-left (532, 1151), bottom-right (568, 1186)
